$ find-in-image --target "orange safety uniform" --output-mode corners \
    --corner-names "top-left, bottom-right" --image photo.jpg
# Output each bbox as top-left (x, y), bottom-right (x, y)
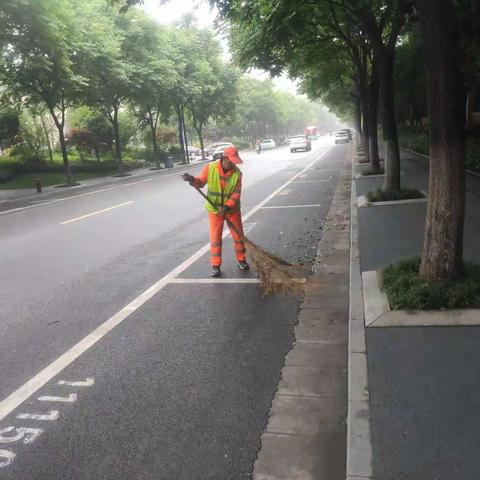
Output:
top-left (193, 160), bottom-right (246, 267)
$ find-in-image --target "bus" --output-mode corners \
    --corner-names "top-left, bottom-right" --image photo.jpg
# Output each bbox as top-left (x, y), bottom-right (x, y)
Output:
top-left (304, 126), bottom-right (318, 140)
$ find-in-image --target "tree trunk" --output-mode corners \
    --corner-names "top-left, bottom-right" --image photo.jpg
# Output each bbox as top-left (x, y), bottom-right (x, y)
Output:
top-left (112, 107), bottom-right (124, 175)
top-left (195, 123), bottom-right (205, 160)
top-left (148, 113), bottom-right (160, 169)
top-left (181, 107), bottom-right (190, 164)
top-left (368, 58), bottom-right (381, 172)
top-left (361, 93), bottom-right (371, 164)
top-left (40, 114), bottom-right (53, 162)
top-left (353, 96), bottom-right (362, 139)
top-left (378, 49), bottom-right (401, 191)
top-left (50, 108), bottom-right (73, 187)
top-left (176, 106), bottom-right (186, 163)
top-left (58, 126), bottom-right (73, 187)
top-left (417, 0), bottom-right (466, 281)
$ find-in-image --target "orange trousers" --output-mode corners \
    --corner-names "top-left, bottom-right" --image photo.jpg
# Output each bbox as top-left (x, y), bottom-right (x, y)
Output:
top-left (209, 211), bottom-right (246, 266)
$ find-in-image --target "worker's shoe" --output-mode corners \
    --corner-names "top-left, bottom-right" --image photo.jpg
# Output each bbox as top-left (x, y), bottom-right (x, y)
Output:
top-left (210, 266), bottom-right (222, 277)
top-left (237, 260), bottom-right (250, 271)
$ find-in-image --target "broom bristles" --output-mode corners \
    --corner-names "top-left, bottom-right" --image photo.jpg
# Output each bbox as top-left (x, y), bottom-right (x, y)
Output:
top-left (243, 237), bottom-right (306, 296)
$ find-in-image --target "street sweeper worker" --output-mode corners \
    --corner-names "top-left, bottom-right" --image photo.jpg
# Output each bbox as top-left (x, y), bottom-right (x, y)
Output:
top-left (181, 145), bottom-right (249, 277)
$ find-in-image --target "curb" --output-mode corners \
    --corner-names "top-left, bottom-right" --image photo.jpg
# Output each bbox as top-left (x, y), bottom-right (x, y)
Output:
top-left (346, 142), bottom-right (373, 479)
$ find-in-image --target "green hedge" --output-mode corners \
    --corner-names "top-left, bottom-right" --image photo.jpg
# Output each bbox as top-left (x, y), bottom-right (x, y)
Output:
top-left (0, 151), bottom-right (147, 184)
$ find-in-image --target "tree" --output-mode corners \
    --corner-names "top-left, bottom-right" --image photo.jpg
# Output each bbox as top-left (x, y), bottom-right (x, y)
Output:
top-left (163, 27), bottom-right (196, 163)
top-left (214, 0), bottom-right (382, 171)
top-left (417, 0), bottom-right (466, 281)
top-left (70, 107), bottom-right (114, 161)
top-left (0, 0), bottom-right (89, 186)
top-left (187, 59), bottom-right (239, 158)
top-left (213, 0), bottom-right (410, 185)
top-left (79, 4), bottom-right (153, 175)
top-left (128, 21), bottom-right (177, 168)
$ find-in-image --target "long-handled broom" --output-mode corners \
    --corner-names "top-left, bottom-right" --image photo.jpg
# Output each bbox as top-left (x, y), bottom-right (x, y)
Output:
top-left (193, 186), bottom-right (306, 296)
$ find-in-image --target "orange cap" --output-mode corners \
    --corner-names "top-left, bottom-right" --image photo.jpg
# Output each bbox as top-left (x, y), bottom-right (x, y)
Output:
top-left (223, 145), bottom-right (243, 164)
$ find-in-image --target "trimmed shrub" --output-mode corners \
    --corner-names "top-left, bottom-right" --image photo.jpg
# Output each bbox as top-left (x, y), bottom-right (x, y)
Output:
top-left (367, 188), bottom-right (424, 202)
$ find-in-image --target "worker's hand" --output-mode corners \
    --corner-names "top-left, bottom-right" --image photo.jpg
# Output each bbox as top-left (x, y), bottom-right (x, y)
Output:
top-left (217, 206), bottom-right (230, 216)
top-left (181, 173), bottom-right (195, 185)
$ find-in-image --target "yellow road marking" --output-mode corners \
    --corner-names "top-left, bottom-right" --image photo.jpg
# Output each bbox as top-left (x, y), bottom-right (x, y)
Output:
top-left (61, 201), bottom-right (133, 225)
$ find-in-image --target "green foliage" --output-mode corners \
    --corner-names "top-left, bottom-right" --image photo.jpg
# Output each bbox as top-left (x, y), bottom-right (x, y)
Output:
top-left (382, 257), bottom-right (480, 310)
top-left (394, 27), bottom-right (427, 127)
top-left (0, 0), bottom-right (339, 177)
top-left (367, 188), bottom-right (424, 202)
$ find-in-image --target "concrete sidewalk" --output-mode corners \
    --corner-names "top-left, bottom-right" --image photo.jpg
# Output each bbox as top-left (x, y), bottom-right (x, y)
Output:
top-left (252, 148), bottom-right (352, 479)
top-left (354, 148), bottom-right (480, 479)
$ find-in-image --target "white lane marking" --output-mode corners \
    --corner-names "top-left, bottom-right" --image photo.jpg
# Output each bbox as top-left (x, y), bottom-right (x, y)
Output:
top-left (278, 189), bottom-right (291, 196)
top-left (57, 378), bottom-right (94, 387)
top-left (0, 164), bottom-right (203, 217)
top-left (61, 201), bottom-right (133, 225)
top-left (38, 394), bottom-right (77, 403)
top-left (261, 204), bottom-right (322, 209)
top-left (0, 427), bottom-right (43, 445)
top-left (299, 174), bottom-right (309, 178)
top-left (0, 145), bottom-right (333, 422)
top-left (292, 180), bottom-right (331, 183)
top-left (0, 450), bottom-right (15, 468)
top-left (16, 411), bottom-right (59, 421)
top-left (169, 278), bottom-right (260, 284)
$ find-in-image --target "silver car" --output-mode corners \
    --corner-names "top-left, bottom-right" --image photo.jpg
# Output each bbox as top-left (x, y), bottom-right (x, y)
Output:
top-left (204, 142), bottom-right (232, 158)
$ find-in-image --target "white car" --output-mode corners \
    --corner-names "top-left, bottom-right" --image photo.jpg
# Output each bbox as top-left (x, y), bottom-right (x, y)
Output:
top-left (334, 131), bottom-right (350, 144)
top-left (260, 139), bottom-right (276, 150)
top-left (290, 135), bottom-right (312, 153)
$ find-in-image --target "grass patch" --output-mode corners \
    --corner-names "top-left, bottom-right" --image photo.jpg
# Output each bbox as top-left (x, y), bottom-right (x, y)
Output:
top-left (367, 188), bottom-right (424, 202)
top-left (0, 171), bottom-right (116, 189)
top-left (382, 257), bottom-right (480, 310)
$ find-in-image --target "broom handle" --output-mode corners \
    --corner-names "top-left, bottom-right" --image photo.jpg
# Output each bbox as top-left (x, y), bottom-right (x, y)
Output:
top-left (193, 186), bottom-right (245, 241)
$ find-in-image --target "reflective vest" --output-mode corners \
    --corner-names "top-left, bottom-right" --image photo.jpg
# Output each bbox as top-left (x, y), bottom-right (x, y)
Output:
top-left (206, 161), bottom-right (240, 213)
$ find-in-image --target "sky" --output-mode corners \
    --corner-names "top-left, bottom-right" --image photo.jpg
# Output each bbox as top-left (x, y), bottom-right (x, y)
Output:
top-left (140, 0), bottom-right (300, 95)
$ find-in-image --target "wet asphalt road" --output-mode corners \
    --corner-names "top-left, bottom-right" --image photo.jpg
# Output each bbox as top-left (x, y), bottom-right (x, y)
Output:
top-left (0, 137), bottom-right (348, 479)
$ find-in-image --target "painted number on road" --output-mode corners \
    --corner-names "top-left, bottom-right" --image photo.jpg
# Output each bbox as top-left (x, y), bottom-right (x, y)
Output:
top-left (0, 377), bottom-right (94, 469)
top-left (0, 450), bottom-right (16, 468)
